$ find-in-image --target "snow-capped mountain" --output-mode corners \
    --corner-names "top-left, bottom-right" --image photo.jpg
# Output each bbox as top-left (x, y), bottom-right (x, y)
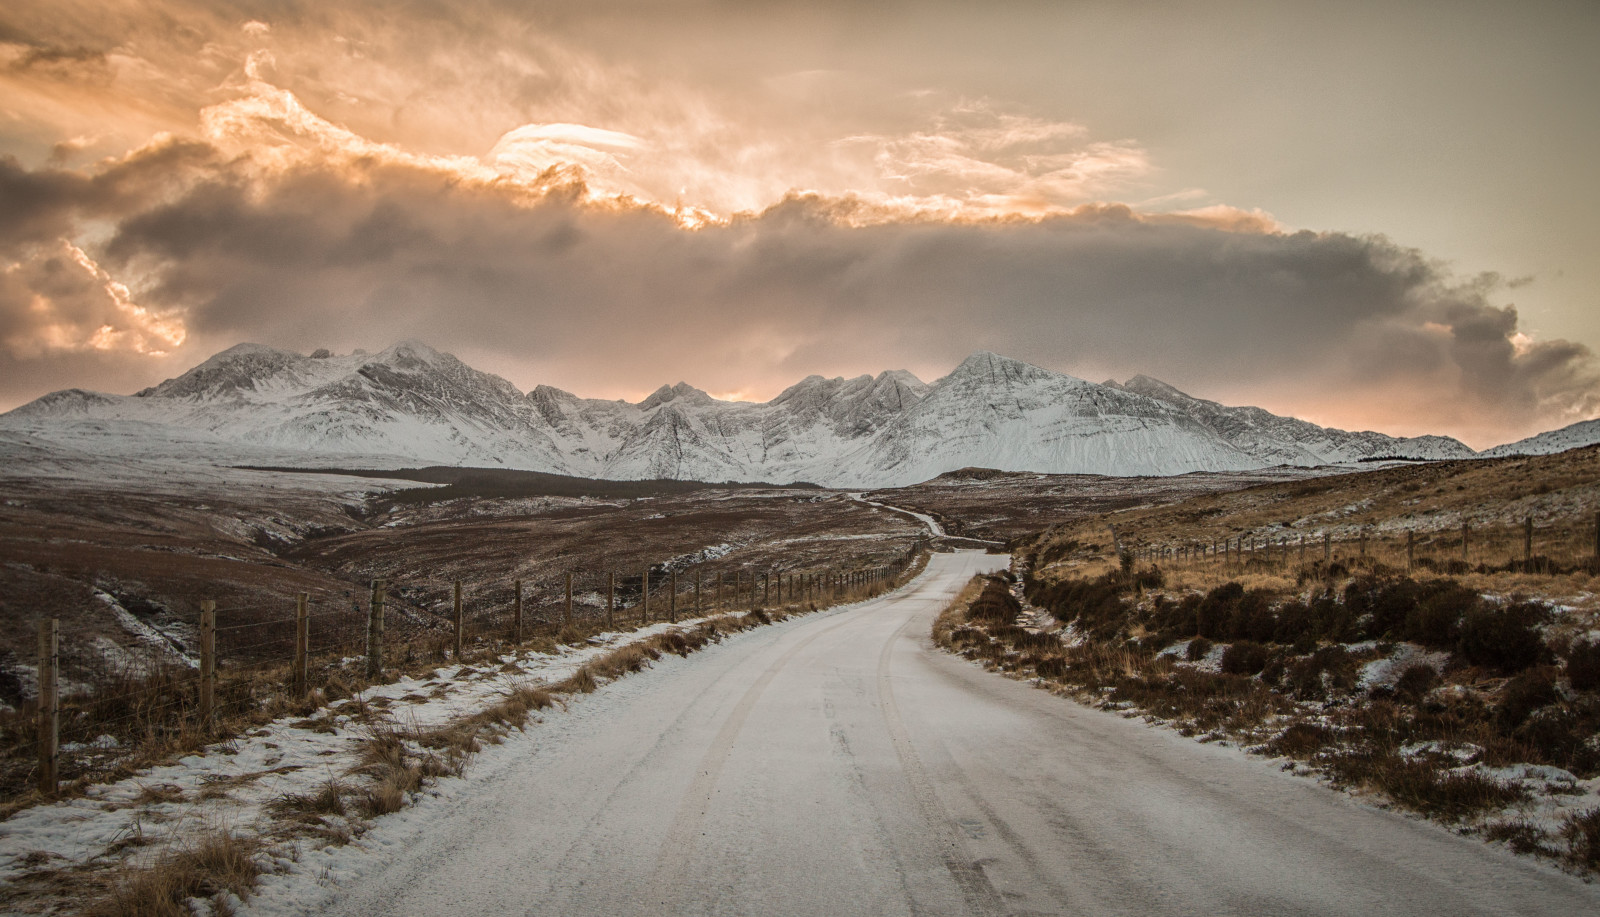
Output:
top-left (1109, 375), bottom-right (1476, 464)
top-left (1477, 418), bottom-right (1600, 458)
top-left (1, 341), bottom-right (1496, 487)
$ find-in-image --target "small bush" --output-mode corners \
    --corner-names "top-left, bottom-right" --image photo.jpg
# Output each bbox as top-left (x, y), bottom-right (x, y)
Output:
top-left (967, 579), bottom-right (1023, 626)
top-left (1566, 808), bottom-right (1600, 870)
top-left (1266, 722), bottom-right (1334, 757)
top-left (1394, 663), bottom-right (1438, 701)
top-left (1333, 754), bottom-right (1525, 821)
top-left (1221, 641), bottom-right (1271, 676)
top-left (1567, 639), bottom-right (1600, 692)
top-left (1286, 646), bottom-right (1357, 700)
top-left (1186, 637), bottom-right (1212, 662)
top-left (95, 830), bottom-right (262, 917)
top-left (1496, 668), bottom-right (1560, 733)
top-left (1458, 602), bottom-right (1550, 674)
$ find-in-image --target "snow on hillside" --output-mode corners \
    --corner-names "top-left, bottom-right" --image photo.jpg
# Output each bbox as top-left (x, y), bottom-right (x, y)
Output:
top-left (0, 342), bottom-right (1509, 487)
top-left (1112, 375), bottom-right (1475, 464)
top-left (1478, 417), bottom-right (1600, 458)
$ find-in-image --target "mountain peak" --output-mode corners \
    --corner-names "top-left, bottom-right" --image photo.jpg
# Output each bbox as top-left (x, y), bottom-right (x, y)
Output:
top-left (942, 351), bottom-right (1065, 389)
top-left (1121, 374), bottom-right (1205, 407)
top-left (136, 343), bottom-right (307, 399)
top-left (639, 381), bottom-right (713, 410)
top-left (371, 339), bottom-right (452, 368)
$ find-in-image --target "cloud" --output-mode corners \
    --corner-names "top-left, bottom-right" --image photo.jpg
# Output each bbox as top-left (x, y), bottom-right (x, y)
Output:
top-left (0, 239), bottom-right (184, 357)
top-left (0, 2), bottom-right (1593, 448)
top-left (0, 141), bottom-right (1582, 446)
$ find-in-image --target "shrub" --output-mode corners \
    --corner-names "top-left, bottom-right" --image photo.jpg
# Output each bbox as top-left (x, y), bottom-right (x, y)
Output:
top-left (1566, 808), bottom-right (1600, 871)
top-left (1196, 583), bottom-right (1243, 639)
top-left (968, 578), bottom-right (1023, 626)
top-left (1458, 602), bottom-right (1550, 674)
top-left (1221, 641), bottom-right (1271, 676)
top-left (1287, 646), bottom-right (1357, 700)
top-left (1186, 637), bottom-right (1212, 662)
top-left (1394, 663), bottom-right (1438, 701)
top-left (1496, 667), bottom-right (1559, 733)
top-left (1567, 639), bottom-right (1600, 692)
top-left (1233, 590), bottom-right (1279, 643)
top-left (1406, 580), bottom-right (1479, 647)
top-left (1265, 722), bottom-right (1334, 757)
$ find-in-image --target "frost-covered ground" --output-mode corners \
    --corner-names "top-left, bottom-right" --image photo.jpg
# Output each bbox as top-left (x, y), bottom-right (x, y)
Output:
top-left (0, 610), bottom-right (765, 912)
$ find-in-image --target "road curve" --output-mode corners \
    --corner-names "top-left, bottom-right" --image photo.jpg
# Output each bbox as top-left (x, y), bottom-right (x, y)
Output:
top-left (304, 553), bottom-right (1600, 917)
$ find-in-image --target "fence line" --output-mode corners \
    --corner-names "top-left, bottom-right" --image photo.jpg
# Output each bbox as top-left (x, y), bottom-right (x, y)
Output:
top-left (8, 551), bottom-right (922, 800)
top-left (1121, 510), bottom-right (1600, 576)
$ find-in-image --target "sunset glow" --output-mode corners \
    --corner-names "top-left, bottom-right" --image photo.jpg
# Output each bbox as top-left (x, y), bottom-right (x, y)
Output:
top-left (1, 1), bottom-right (1596, 447)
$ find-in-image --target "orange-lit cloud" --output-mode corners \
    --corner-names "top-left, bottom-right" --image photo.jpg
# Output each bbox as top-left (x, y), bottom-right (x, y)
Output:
top-left (0, 0), bottom-right (1594, 450)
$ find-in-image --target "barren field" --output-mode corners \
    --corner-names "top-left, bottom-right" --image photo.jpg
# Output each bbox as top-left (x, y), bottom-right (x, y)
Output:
top-left (866, 465), bottom-right (1337, 542)
top-left (0, 467), bottom-right (930, 705)
top-left (972, 445), bottom-right (1600, 874)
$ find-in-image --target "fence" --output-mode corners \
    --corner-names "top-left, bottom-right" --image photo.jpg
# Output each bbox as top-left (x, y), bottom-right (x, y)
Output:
top-left (1123, 511), bottom-right (1600, 576)
top-left (5, 556), bottom-right (918, 801)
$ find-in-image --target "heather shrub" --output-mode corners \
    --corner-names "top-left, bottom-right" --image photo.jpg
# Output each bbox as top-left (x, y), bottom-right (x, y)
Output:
top-left (1406, 580), bottom-right (1479, 647)
top-left (967, 579), bottom-right (1022, 626)
top-left (1496, 667), bottom-right (1559, 733)
top-left (1221, 641), bottom-right (1271, 676)
top-left (1567, 639), bottom-right (1600, 692)
top-left (1287, 646), bottom-right (1357, 700)
top-left (1394, 663), bottom-right (1439, 701)
top-left (1195, 583), bottom-right (1243, 640)
top-left (1458, 602), bottom-right (1550, 674)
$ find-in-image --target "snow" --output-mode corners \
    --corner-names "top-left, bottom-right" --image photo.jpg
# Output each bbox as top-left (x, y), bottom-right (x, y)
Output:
top-left (0, 342), bottom-right (1512, 490)
top-left (1479, 417), bottom-right (1600, 458)
top-left (1357, 644), bottom-right (1451, 691)
top-left (0, 610), bottom-right (771, 887)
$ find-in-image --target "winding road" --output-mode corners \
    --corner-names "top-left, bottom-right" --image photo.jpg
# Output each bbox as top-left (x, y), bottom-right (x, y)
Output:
top-left (306, 552), bottom-right (1600, 917)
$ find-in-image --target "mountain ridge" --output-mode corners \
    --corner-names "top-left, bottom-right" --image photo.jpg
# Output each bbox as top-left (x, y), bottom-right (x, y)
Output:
top-left (4, 341), bottom-right (1560, 488)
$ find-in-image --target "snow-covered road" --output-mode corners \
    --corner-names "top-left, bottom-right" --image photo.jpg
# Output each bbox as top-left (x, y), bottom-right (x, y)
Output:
top-left (252, 552), bottom-right (1599, 916)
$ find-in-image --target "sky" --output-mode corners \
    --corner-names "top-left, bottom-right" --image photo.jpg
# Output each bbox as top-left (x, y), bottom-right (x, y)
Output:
top-left (1, 1), bottom-right (1597, 448)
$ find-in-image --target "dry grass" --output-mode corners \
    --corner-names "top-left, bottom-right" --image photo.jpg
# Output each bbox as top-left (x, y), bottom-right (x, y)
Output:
top-left (89, 829), bottom-right (262, 917)
top-left (967, 452), bottom-right (1600, 872)
top-left (266, 778), bottom-right (348, 822)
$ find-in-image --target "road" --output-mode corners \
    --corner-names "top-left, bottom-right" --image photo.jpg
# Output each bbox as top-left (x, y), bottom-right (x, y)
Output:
top-left (308, 552), bottom-right (1600, 917)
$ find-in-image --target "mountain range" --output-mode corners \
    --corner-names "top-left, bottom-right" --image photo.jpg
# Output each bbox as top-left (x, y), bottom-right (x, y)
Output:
top-left (2, 341), bottom-right (1592, 487)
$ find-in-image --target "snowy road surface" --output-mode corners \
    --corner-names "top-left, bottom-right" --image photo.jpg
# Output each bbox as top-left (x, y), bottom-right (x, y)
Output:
top-left (269, 552), bottom-right (1600, 917)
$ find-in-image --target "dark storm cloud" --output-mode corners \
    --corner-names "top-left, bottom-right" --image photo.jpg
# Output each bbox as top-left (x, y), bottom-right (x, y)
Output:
top-left (0, 151), bottom-right (1571, 443)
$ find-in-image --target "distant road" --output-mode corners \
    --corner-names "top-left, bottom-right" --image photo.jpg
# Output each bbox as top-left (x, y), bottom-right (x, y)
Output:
top-left (307, 553), bottom-right (1599, 917)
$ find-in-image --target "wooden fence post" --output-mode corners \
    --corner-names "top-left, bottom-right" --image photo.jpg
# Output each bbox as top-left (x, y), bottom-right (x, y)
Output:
top-left (453, 580), bottom-right (465, 658)
top-left (564, 572), bottom-right (573, 629)
top-left (293, 593), bottom-right (309, 697)
top-left (513, 579), bottom-right (523, 644)
top-left (1461, 523), bottom-right (1470, 563)
top-left (695, 568), bottom-right (702, 615)
top-left (1360, 531), bottom-right (1367, 556)
top-left (367, 579), bottom-right (385, 680)
top-left (670, 569), bottom-right (678, 623)
top-left (199, 601), bottom-right (216, 732)
top-left (607, 572), bottom-right (616, 630)
top-left (1524, 517), bottom-right (1534, 564)
top-left (1323, 532), bottom-right (1331, 561)
top-left (37, 618), bottom-right (57, 797)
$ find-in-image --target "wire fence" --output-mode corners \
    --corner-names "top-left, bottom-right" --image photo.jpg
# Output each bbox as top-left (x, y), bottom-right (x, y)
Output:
top-left (2, 549), bottom-right (923, 805)
top-left (1123, 512), bottom-right (1600, 577)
